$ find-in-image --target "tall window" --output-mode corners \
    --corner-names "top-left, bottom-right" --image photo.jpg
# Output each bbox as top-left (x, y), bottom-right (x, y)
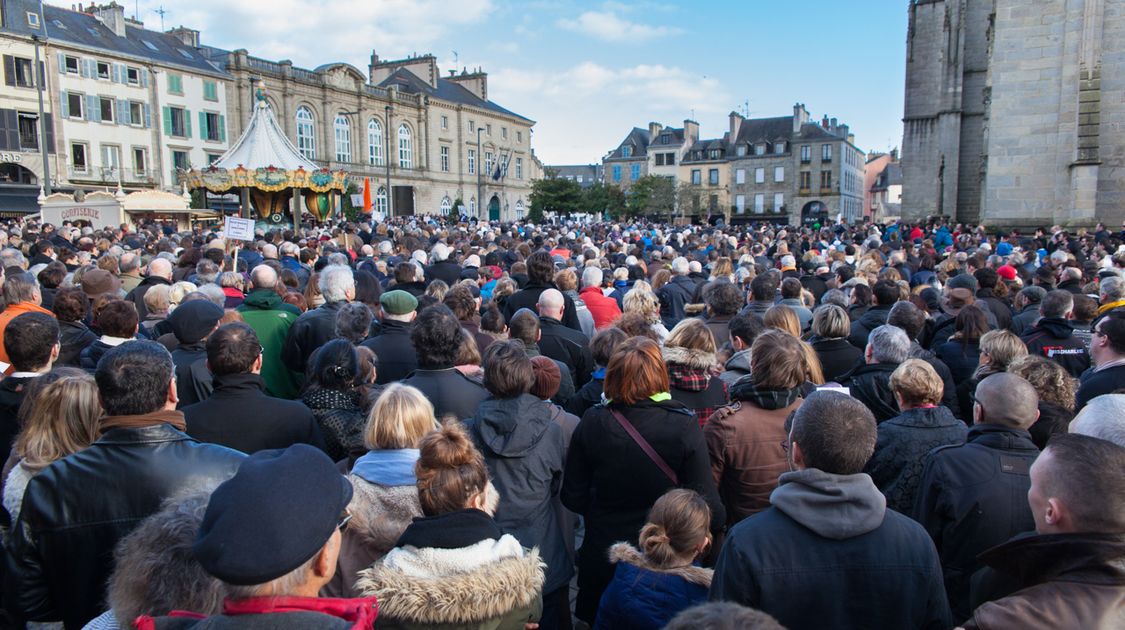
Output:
top-left (334, 115), bottom-right (351, 162)
top-left (515, 200), bottom-right (524, 219)
top-left (613, 165), bottom-right (621, 182)
top-left (736, 169), bottom-right (746, 184)
top-left (375, 186), bottom-right (388, 215)
top-left (822, 144), bottom-right (832, 161)
top-left (515, 157), bottom-right (523, 179)
top-left (800, 145), bottom-right (811, 162)
top-left (708, 168), bottom-right (719, 185)
top-left (296, 107), bottom-right (315, 159)
top-left (631, 164), bottom-right (640, 180)
top-left (621, 146), bottom-right (632, 158)
top-left (440, 146), bottom-right (450, 172)
top-left (485, 152), bottom-right (494, 175)
top-left (440, 196), bottom-right (452, 215)
top-left (468, 149), bottom-right (476, 175)
top-left (774, 166), bottom-right (785, 182)
top-left (754, 193), bottom-right (765, 213)
top-left (774, 192), bottom-right (785, 211)
top-left (397, 124), bottom-right (412, 169)
top-left (367, 118), bottom-right (382, 166)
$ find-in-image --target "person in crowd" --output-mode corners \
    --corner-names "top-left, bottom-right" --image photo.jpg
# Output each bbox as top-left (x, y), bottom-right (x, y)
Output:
top-left (974, 268), bottom-right (1014, 331)
top-left (0, 312), bottom-right (60, 465)
top-left (763, 304), bottom-right (801, 338)
top-left (167, 299), bottom-right (224, 407)
top-left (1076, 311), bottom-right (1125, 410)
top-left (52, 287), bottom-right (96, 367)
top-left (706, 329), bottom-right (806, 524)
top-left (913, 373), bottom-right (1041, 622)
top-left (80, 300), bottom-right (139, 371)
top-left (142, 445), bottom-right (378, 628)
top-left (556, 268), bottom-right (595, 339)
top-left (809, 304), bottom-right (863, 383)
top-left (663, 602), bottom-right (784, 630)
top-left (699, 280), bottom-right (742, 349)
top-left (1070, 293), bottom-right (1098, 350)
top-left (864, 359), bottom-right (968, 514)
top-left (236, 264), bottom-right (302, 399)
top-left (0, 273), bottom-right (53, 371)
top-left (579, 266), bottom-right (621, 330)
top-left (656, 257), bottom-right (697, 330)
top-left (360, 290), bottom-right (419, 385)
top-left (509, 308), bottom-right (576, 408)
top-left (183, 323), bottom-right (324, 454)
top-left (955, 329), bottom-right (1028, 421)
top-left (719, 312), bottom-right (764, 388)
top-left (355, 422), bottom-right (544, 629)
top-left (777, 277), bottom-right (813, 333)
top-left (124, 257), bottom-right (173, 321)
top-left (562, 336), bottom-right (725, 625)
top-left (962, 434), bottom-right (1125, 629)
top-left (886, 300), bottom-right (961, 416)
top-left (538, 288), bottom-right (594, 388)
top-left (402, 305), bottom-right (489, 421)
top-left (595, 489), bottom-right (714, 630)
top-left (1008, 354), bottom-right (1077, 448)
top-left (739, 271), bottom-right (777, 318)
top-left (1096, 274), bottom-right (1125, 319)
top-left (302, 339), bottom-right (369, 462)
top-left (282, 264), bottom-right (355, 374)
top-left (3, 368), bottom-right (99, 525)
top-left (332, 302), bottom-right (373, 346)
top-left (927, 284), bottom-right (977, 350)
top-left (1010, 286), bottom-right (1046, 336)
top-left (139, 284), bottom-right (172, 338)
top-left (847, 279), bottom-right (899, 349)
top-left (935, 303), bottom-right (989, 383)
top-left (503, 251), bottom-right (580, 330)
top-left (663, 318), bottom-right (728, 426)
top-left (1069, 393), bottom-right (1125, 448)
top-left (841, 324), bottom-right (912, 422)
top-left (1021, 289), bottom-right (1091, 378)
top-left (709, 390), bottom-right (952, 629)
top-left (530, 354), bottom-right (581, 448)
top-left (444, 284), bottom-right (492, 354)
top-left (567, 326), bottom-right (626, 418)
top-left (423, 241), bottom-right (461, 287)
top-left (622, 286), bottom-right (669, 341)
top-left (465, 340), bottom-right (571, 630)
top-left (328, 383), bottom-right (432, 597)
top-left (5, 341), bottom-right (244, 628)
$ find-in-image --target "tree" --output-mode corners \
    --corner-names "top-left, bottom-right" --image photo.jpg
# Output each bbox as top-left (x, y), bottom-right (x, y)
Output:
top-left (628, 175), bottom-right (676, 220)
top-left (583, 182), bottom-right (627, 218)
top-left (529, 173), bottom-right (583, 221)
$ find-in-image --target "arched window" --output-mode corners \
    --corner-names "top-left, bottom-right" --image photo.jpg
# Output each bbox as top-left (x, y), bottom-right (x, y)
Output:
top-left (515, 200), bottom-right (525, 220)
top-left (468, 197), bottom-right (476, 217)
top-left (367, 118), bottom-right (382, 166)
top-left (375, 186), bottom-right (388, 216)
top-left (398, 123), bottom-right (412, 169)
top-left (440, 196), bottom-right (452, 216)
top-left (334, 114), bottom-right (351, 163)
top-left (296, 106), bottom-right (316, 159)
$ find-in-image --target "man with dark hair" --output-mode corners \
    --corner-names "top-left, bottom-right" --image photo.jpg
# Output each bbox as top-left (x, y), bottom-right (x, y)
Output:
top-left (445, 284), bottom-right (492, 353)
top-left (1021, 289), bottom-right (1090, 378)
top-left (719, 312), bottom-right (765, 388)
top-left (52, 287), bottom-right (96, 367)
top-left (740, 271), bottom-right (778, 318)
top-left (711, 391), bottom-right (951, 629)
top-left (964, 434), bottom-right (1125, 628)
top-left (0, 272), bottom-right (53, 372)
top-left (80, 299), bottom-right (139, 370)
top-left (974, 268), bottom-right (1013, 330)
top-left (701, 280), bottom-right (742, 348)
top-left (848, 279), bottom-right (900, 349)
top-left (5, 341), bottom-right (244, 628)
top-left (183, 323), bottom-right (325, 454)
top-left (777, 277), bottom-right (813, 333)
top-left (501, 251), bottom-right (580, 330)
top-left (361, 290), bottom-right (419, 384)
top-left (914, 373), bottom-right (1041, 622)
top-left (509, 308), bottom-right (575, 408)
top-left (1010, 286), bottom-right (1047, 336)
top-left (402, 305), bottom-right (488, 420)
top-left (1076, 311), bottom-right (1125, 410)
top-left (237, 264), bottom-right (302, 399)
top-left (0, 312), bottom-right (59, 464)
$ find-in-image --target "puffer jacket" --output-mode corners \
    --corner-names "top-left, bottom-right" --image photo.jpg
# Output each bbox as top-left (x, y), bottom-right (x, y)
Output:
top-left (237, 289), bottom-right (302, 399)
top-left (465, 394), bottom-right (571, 594)
top-left (302, 388), bottom-right (368, 462)
top-left (594, 543), bottom-right (711, 630)
top-left (840, 362), bottom-right (901, 422)
top-left (664, 346), bottom-right (728, 426)
top-left (864, 406), bottom-right (968, 514)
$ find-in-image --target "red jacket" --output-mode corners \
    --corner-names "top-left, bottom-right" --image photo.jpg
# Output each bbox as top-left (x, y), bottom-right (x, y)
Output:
top-left (580, 286), bottom-right (622, 330)
top-left (136, 595), bottom-right (378, 629)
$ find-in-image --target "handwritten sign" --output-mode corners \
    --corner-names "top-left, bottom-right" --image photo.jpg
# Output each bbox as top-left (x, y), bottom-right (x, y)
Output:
top-left (224, 216), bottom-right (255, 241)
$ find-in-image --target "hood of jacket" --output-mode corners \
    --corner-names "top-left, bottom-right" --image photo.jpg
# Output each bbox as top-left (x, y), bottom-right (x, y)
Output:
top-left (1032, 317), bottom-right (1075, 339)
top-left (352, 448), bottom-right (419, 486)
top-left (471, 394), bottom-right (555, 458)
top-left (770, 468), bottom-right (887, 540)
top-left (888, 405), bottom-right (961, 429)
top-left (608, 542), bottom-right (712, 587)
top-left (978, 532), bottom-right (1125, 588)
top-left (346, 476), bottom-right (423, 554)
top-left (241, 288), bottom-right (285, 310)
top-left (663, 345), bottom-right (716, 371)
top-left (724, 348), bottom-right (752, 374)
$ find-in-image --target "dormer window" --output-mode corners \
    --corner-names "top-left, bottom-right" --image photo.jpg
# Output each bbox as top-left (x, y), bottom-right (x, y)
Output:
top-left (26, 11), bottom-right (40, 28)
top-left (736, 145), bottom-right (747, 157)
top-left (755, 143), bottom-right (767, 156)
top-left (660, 134), bottom-right (670, 144)
top-left (622, 146), bottom-right (632, 158)
top-left (708, 149), bottom-right (721, 160)
top-left (774, 142), bottom-right (786, 154)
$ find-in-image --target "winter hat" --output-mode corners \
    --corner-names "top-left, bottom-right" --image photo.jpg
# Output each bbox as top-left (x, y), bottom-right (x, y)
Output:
top-left (946, 288), bottom-right (976, 311)
top-left (80, 269), bottom-right (121, 298)
top-left (997, 265), bottom-right (1018, 281)
top-left (193, 444), bottom-right (353, 585)
top-left (379, 290), bottom-right (418, 315)
top-left (168, 300), bottom-right (224, 344)
top-left (529, 355), bottom-right (561, 400)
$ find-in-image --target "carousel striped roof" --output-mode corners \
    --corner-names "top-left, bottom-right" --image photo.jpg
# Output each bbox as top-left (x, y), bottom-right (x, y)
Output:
top-left (213, 97), bottom-right (318, 172)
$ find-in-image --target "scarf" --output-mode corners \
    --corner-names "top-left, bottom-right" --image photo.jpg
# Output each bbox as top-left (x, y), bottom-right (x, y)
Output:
top-left (352, 449), bottom-right (420, 486)
top-left (732, 379), bottom-right (802, 410)
top-left (100, 409), bottom-right (186, 432)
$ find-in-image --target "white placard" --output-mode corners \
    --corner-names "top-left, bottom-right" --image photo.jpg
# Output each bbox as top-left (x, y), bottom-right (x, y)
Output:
top-left (224, 216), bottom-right (255, 241)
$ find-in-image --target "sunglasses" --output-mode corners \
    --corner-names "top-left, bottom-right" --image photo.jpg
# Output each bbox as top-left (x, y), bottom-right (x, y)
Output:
top-left (337, 510), bottom-right (352, 532)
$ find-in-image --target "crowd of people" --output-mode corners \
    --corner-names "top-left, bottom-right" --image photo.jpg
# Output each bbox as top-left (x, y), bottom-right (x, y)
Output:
top-left (0, 214), bottom-right (1122, 629)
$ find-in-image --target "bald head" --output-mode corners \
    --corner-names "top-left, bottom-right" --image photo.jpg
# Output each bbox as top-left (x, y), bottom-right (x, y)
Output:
top-left (973, 373), bottom-right (1040, 429)
top-left (148, 258), bottom-right (172, 280)
top-left (537, 288), bottom-right (565, 320)
top-left (250, 264), bottom-right (278, 290)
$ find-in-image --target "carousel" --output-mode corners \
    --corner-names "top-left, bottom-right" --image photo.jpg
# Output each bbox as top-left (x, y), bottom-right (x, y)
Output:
top-left (182, 85), bottom-right (349, 226)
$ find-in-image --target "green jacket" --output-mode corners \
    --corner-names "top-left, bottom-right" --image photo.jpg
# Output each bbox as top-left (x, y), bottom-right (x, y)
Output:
top-left (237, 289), bottom-right (302, 399)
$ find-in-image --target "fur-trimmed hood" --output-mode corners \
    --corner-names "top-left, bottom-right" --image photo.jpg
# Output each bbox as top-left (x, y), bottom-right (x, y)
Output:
top-left (662, 345), bottom-right (717, 370)
top-left (607, 543), bottom-right (712, 587)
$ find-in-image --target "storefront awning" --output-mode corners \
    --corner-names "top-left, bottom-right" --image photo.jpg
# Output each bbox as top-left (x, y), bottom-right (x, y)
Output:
top-left (0, 185), bottom-right (42, 216)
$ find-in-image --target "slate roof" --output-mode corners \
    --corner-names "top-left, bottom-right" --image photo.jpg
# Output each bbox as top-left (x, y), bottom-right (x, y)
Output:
top-left (872, 162), bottom-right (902, 190)
top-left (605, 127), bottom-right (650, 161)
top-left (377, 68), bottom-right (533, 124)
top-left (4, 4), bottom-right (230, 77)
top-left (650, 127), bottom-right (685, 147)
top-left (733, 116), bottom-right (793, 145)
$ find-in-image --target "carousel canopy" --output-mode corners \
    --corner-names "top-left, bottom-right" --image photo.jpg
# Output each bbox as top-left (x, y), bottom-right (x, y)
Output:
top-left (213, 95), bottom-right (317, 172)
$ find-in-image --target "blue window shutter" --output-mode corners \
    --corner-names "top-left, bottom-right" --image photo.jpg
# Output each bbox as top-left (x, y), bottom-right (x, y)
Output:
top-left (219, 115), bottom-right (225, 142)
top-left (143, 103), bottom-right (151, 128)
top-left (59, 90), bottom-right (68, 118)
top-left (198, 111), bottom-right (207, 140)
top-left (141, 68), bottom-right (149, 88)
top-left (86, 94), bottom-right (99, 122)
top-left (162, 106), bottom-right (171, 136)
top-left (56, 52), bottom-right (65, 74)
top-left (184, 109), bottom-right (191, 138)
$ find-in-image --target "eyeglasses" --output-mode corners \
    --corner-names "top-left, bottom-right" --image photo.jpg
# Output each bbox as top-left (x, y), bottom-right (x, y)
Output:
top-left (258, 345), bottom-right (266, 356)
top-left (337, 510), bottom-right (352, 532)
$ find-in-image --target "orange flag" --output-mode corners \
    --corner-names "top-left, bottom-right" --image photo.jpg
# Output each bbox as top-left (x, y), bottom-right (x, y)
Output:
top-left (362, 178), bottom-right (373, 215)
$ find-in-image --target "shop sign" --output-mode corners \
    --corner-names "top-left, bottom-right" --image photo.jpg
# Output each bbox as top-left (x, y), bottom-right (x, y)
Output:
top-left (0, 153), bottom-right (22, 163)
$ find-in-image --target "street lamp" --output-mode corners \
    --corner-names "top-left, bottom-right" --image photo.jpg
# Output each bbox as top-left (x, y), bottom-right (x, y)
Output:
top-left (32, 1), bottom-right (51, 194)
top-left (384, 104), bottom-right (393, 218)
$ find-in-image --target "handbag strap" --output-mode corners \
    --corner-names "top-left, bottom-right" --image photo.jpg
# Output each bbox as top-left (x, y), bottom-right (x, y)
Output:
top-left (610, 409), bottom-right (678, 485)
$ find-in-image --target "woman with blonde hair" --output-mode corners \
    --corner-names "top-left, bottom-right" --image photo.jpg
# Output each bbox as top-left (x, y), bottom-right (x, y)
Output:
top-left (167, 281), bottom-right (197, 311)
top-left (623, 286), bottom-right (668, 341)
top-left (663, 319), bottom-right (728, 426)
top-left (328, 383), bottom-right (436, 598)
top-left (1008, 355), bottom-right (1077, 449)
top-left (955, 329), bottom-right (1029, 421)
top-left (764, 304), bottom-right (800, 338)
top-left (596, 489), bottom-right (714, 629)
top-left (3, 368), bottom-right (101, 524)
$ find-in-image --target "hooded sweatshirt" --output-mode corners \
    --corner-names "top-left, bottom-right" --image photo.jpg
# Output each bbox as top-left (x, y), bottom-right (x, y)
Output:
top-left (1021, 317), bottom-right (1091, 378)
top-left (769, 468), bottom-right (887, 540)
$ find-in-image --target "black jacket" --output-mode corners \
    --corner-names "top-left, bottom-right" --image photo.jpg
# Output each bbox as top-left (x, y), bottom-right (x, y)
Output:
top-left (847, 304), bottom-right (893, 349)
top-left (538, 316), bottom-right (594, 387)
top-left (656, 275), bottom-right (696, 330)
top-left (466, 394), bottom-right (572, 593)
top-left (840, 362), bottom-right (901, 422)
top-left (424, 259), bottom-right (462, 287)
top-left (864, 406), bottom-right (969, 514)
top-left (124, 275), bottom-right (171, 321)
top-left (402, 367), bottom-right (489, 421)
top-left (976, 289), bottom-right (1013, 331)
top-left (800, 273), bottom-right (830, 304)
top-left (183, 373), bottom-right (326, 454)
top-left (359, 319), bottom-right (418, 384)
top-left (501, 282), bottom-right (581, 331)
top-left (4, 421), bottom-right (244, 628)
top-left (910, 343), bottom-right (962, 419)
top-left (301, 388), bottom-right (367, 462)
top-left (935, 340), bottom-right (982, 384)
top-left (1021, 318), bottom-right (1091, 378)
top-left (913, 423), bottom-right (1039, 621)
top-left (0, 375), bottom-right (35, 467)
top-left (566, 374), bottom-right (604, 418)
top-left (171, 342), bottom-right (212, 408)
top-left (1010, 304), bottom-right (1040, 337)
top-left (811, 337), bottom-right (863, 383)
top-left (282, 301), bottom-right (348, 373)
top-left (57, 320), bottom-right (96, 367)
top-left (561, 399), bottom-right (725, 622)
top-left (1076, 363), bottom-right (1125, 411)
top-left (79, 338), bottom-right (121, 371)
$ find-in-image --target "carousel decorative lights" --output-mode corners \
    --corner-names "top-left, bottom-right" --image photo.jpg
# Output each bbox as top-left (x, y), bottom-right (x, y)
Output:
top-left (182, 84), bottom-right (349, 225)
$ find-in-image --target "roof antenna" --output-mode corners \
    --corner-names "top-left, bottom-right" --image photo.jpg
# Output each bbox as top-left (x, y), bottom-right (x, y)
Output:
top-left (452, 50), bottom-right (459, 66)
top-left (154, 5), bottom-right (168, 31)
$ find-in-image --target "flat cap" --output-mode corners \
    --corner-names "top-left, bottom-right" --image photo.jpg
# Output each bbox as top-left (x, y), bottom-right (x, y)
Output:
top-left (380, 290), bottom-right (418, 315)
top-left (168, 300), bottom-right (224, 344)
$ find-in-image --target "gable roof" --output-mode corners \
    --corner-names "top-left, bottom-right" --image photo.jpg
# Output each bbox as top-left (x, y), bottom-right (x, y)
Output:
top-left (605, 127), bottom-right (651, 160)
top-left (377, 68), bottom-right (533, 124)
top-left (734, 116), bottom-right (793, 145)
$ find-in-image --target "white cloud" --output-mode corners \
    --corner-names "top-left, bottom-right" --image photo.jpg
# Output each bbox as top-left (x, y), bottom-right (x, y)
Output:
top-left (557, 11), bottom-right (679, 42)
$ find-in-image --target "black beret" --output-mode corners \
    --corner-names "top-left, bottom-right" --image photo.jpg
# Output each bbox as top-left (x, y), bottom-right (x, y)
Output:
top-left (193, 444), bottom-right (353, 586)
top-left (168, 300), bottom-right (224, 344)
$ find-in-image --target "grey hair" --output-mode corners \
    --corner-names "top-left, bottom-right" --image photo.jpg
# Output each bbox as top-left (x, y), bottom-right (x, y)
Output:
top-left (195, 284), bottom-right (226, 307)
top-left (119, 252), bottom-right (141, 273)
top-left (224, 553), bottom-right (318, 600)
top-left (1101, 276), bottom-right (1125, 301)
top-left (867, 324), bottom-right (911, 364)
top-left (0, 247), bottom-right (28, 270)
top-left (335, 302), bottom-right (373, 344)
top-left (319, 265), bottom-right (355, 303)
top-left (279, 241), bottom-right (299, 257)
top-left (671, 257), bottom-right (689, 275)
top-left (1070, 394), bottom-right (1125, 448)
top-left (327, 252), bottom-right (350, 267)
top-left (821, 288), bottom-right (848, 310)
top-left (250, 265), bottom-right (277, 289)
top-left (581, 266), bottom-right (603, 289)
top-left (3, 272), bottom-right (38, 306)
top-left (218, 272), bottom-right (242, 289)
top-left (195, 260), bottom-right (220, 285)
top-left (431, 242), bottom-right (450, 262)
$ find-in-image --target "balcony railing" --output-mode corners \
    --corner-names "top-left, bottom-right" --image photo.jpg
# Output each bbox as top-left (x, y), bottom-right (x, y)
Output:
top-left (68, 167), bottom-right (154, 184)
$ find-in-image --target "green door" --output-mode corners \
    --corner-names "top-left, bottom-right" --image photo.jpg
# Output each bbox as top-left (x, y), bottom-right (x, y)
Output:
top-left (488, 195), bottom-right (500, 221)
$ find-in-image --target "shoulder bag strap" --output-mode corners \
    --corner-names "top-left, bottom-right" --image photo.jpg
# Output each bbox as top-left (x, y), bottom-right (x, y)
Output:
top-left (610, 409), bottom-right (678, 485)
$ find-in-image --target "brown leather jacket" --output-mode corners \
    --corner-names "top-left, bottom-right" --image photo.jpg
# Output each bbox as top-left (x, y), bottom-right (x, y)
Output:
top-left (704, 397), bottom-right (802, 526)
top-left (964, 533), bottom-right (1125, 630)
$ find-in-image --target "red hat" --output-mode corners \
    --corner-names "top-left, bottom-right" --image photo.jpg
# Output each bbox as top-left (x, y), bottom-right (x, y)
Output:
top-left (997, 265), bottom-right (1017, 281)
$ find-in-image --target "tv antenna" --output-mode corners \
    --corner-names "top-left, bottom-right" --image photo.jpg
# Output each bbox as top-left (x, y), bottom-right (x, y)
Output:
top-left (452, 50), bottom-right (459, 66)
top-left (154, 5), bottom-right (168, 30)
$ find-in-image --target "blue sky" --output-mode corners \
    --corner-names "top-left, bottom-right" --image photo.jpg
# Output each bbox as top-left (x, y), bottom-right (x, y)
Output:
top-left (130, 0), bottom-right (908, 164)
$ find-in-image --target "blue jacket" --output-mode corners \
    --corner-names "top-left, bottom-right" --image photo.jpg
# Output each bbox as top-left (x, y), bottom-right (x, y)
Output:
top-left (596, 543), bottom-right (710, 630)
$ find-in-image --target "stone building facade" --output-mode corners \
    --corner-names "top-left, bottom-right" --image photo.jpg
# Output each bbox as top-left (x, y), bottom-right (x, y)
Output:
top-left (210, 49), bottom-right (537, 221)
top-left (902, 0), bottom-right (1125, 227)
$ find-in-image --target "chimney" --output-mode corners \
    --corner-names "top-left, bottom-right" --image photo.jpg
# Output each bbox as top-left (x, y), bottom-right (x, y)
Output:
top-left (838, 123), bottom-right (849, 140)
top-left (792, 103), bottom-right (808, 134)
top-left (648, 121), bottom-right (663, 140)
top-left (830, 117), bottom-right (838, 134)
top-left (821, 115), bottom-right (830, 129)
top-left (167, 26), bottom-right (200, 47)
top-left (683, 119), bottom-right (699, 145)
top-left (729, 112), bottom-right (742, 143)
top-left (93, 2), bottom-right (127, 37)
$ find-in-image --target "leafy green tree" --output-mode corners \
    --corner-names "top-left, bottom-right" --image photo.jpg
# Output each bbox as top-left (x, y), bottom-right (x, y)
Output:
top-left (529, 173), bottom-right (583, 220)
top-left (628, 175), bottom-right (676, 220)
top-left (583, 182), bottom-right (627, 218)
